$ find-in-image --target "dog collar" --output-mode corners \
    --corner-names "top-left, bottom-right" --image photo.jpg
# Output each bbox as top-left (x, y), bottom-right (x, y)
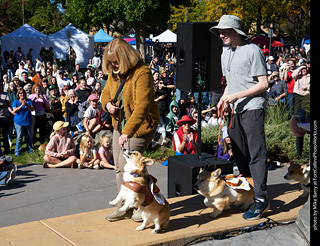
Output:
top-left (130, 172), bottom-right (143, 178)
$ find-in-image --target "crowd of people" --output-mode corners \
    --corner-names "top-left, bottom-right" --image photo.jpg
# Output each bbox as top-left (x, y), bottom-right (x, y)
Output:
top-left (0, 35), bottom-right (310, 163)
top-left (0, 15), bottom-right (311, 223)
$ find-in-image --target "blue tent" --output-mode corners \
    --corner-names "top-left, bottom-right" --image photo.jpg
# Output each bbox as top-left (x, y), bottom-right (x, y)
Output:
top-left (128, 39), bottom-right (154, 45)
top-left (94, 29), bottom-right (113, 43)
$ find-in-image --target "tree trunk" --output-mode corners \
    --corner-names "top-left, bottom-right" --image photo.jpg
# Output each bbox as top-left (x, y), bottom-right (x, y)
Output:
top-left (135, 23), bottom-right (146, 60)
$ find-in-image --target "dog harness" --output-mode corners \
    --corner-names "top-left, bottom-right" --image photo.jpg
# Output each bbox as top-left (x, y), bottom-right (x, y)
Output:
top-left (123, 175), bottom-right (161, 206)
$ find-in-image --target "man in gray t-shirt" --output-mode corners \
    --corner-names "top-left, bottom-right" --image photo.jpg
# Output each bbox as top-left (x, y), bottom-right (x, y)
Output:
top-left (210, 15), bottom-right (269, 220)
top-left (221, 42), bottom-right (267, 113)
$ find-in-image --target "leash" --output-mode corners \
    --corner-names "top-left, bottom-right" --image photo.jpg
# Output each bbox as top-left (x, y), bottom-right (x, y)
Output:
top-left (110, 69), bottom-right (131, 108)
top-left (215, 101), bottom-right (235, 161)
top-left (109, 70), bottom-right (132, 150)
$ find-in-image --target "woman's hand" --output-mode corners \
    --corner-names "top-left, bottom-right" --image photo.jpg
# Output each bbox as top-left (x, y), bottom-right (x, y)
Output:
top-left (189, 132), bottom-right (194, 143)
top-left (106, 102), bottom-right (119, 115)
top-left (119, 134), bottom-right (129, 148)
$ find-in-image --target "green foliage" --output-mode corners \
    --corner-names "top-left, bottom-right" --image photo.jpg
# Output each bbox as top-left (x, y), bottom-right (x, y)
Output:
top-left (168, 0), bottom-right (310, 39)
top-left (144, 104), bottom-right (310, 163)
top-left (28, 5), bottom-right (61, 34)
top-left (0, 0), bottom-right (63, 34)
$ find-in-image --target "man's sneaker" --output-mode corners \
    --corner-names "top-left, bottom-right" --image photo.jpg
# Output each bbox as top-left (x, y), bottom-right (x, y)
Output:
top-left (242, 198), bottom-right (270, 220)
top-left (5, 165), bottom-right (17, 185)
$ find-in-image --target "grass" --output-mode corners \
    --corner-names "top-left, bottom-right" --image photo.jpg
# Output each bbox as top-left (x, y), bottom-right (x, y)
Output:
top-left (4, 135), bottom-right (46, 165)
top-left (3, 103), bottom-right (310, 165)
top-left (144, 103), bottom-right (310, 164)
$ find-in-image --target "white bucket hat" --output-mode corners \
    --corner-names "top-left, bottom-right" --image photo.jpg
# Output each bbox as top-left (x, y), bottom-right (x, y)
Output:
top-left (210, 15), bottom-right (247, 38)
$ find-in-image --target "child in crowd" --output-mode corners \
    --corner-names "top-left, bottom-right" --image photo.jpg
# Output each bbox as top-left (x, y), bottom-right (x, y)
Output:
top-left (83, 94), bottom-right (103, 136)
top-left (77, 135), bottom-right (100, 169)
top-left (207, 106), bottom-right (224, 126)
top-left (165, 100), bottom-right (181, 136)
top-left (43, 121), bottom-right (77, 168)
top-left (215, 126), bottom-right (234, 161)
top-left (98, 135), bottom-right (115, 169)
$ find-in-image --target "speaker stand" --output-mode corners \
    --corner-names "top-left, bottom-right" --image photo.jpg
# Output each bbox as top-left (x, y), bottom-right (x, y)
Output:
top-left (196, 86), bottom-right (203, 161)
top-left (194, 60), bottom-right (206, 161)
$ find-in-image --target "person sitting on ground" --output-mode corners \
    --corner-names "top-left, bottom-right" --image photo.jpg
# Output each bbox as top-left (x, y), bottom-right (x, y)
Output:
top-left (0, 156), bottom-right (17, 186)
top-left (173, 115), bottom-right (198, 154)
top-left (43, 121), bottom-right (77, 168)
top-left (268, 71), bottom-right (287, 105)
top-left (165, 100), bottom-right (181, 136)
top-left (207, 106), bottom-right (224, 126)
top-left (76, 78), bottom-right (92, 103)
top-left (83, 94), bottom-right (103, 136)
top-left (76, 134), bottom-right (100, 169)
top-left (98, 135), bottom-right (115, 169)
top-left (215, 126), bottom-right (234, 161)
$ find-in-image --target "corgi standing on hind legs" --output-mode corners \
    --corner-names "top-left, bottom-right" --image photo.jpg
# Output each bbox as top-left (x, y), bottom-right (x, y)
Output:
top-left (109, 150), bottom-right (170, 234)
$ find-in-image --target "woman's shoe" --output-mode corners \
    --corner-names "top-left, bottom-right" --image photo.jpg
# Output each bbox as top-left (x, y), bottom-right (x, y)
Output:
top-left (105, 209), bottom-right (132, 222)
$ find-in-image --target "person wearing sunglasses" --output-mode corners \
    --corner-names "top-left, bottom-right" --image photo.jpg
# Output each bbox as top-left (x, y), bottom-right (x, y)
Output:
top-left (172, 115), bottom-right (198, 155)
top-left (101, 38), bottom-right (160, 222)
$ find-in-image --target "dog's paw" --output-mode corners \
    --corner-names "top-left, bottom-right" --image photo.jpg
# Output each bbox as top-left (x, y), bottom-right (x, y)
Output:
top-left (136, 225), bottom-right (145, 231)
top-left (209, 210), bottom-right (221, 218)
top-left (109, 201), bottom-right (117, 206)
top-left (152, 228), bottom-right (160, 234)
top-left (118, 207), bottom-right (126, 212)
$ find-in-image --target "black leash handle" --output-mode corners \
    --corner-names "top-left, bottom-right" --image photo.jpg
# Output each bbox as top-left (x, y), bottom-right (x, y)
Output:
top-left (110, 70), bottom-right (131, 107)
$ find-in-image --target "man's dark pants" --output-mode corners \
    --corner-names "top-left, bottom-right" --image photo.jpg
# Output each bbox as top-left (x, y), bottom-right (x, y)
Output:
top-left (228, 109), bottom-right (268, 199)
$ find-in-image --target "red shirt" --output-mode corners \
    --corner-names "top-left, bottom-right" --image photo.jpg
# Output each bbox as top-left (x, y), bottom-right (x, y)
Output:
top-left (286, 70), bottom-right (295, 93)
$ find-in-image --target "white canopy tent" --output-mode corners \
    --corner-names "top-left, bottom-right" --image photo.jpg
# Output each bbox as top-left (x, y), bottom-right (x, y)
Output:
top-left (153, 29), bottom-right (177, 43)
top-left (46, 23), bottom-right (94, 68)
top-left (1, 23), bottom-right (47, 67)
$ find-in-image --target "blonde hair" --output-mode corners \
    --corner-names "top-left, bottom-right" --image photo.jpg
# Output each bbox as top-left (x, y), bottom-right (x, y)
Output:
top-left (79, 135), bottom-right (94, 152)
top-left (102, 38), bottom-right (141, 76)
top-left (99, 135), bottom-right (111, 149)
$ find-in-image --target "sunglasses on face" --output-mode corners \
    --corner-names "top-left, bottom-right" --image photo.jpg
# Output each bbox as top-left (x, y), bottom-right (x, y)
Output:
top-left (182, 122), bottom-right (191, 126)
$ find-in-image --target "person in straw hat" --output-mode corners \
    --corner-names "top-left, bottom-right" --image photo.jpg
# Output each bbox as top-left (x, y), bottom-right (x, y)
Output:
top-left (211, 15), bottom-right (269, 220)
top-left (43, 121), bottom-right (77, 168)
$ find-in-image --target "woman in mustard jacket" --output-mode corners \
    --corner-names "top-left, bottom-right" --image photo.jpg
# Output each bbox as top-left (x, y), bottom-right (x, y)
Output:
top-left (100, 38), bottom-right (160, 221)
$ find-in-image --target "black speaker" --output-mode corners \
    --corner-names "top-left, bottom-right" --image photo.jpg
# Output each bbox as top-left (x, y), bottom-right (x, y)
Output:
top-left (168, 153), bottom-right (234, 198)
top-left (176, 22), bottom-right (223, 93)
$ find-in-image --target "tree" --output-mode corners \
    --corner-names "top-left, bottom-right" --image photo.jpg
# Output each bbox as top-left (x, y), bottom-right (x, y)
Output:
top-left (65, 0), bottom-right (171, 58)
top-left (106, 0), bottom-right (171, 58)
top-left (0, 0), bottom-right (63, 35)
top-left (168, 0), bottom-right (310, 41)
top-left (28, 5), bottom-right (62, 34)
